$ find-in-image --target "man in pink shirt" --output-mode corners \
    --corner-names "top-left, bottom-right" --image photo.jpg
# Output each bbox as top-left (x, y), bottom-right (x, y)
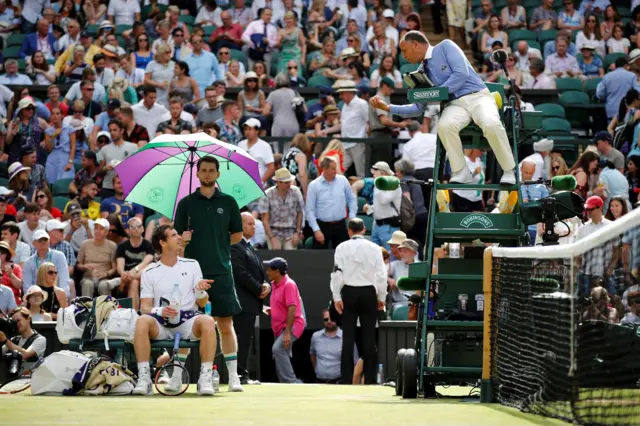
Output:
top-left (264, 257), bottom-right (305, 383)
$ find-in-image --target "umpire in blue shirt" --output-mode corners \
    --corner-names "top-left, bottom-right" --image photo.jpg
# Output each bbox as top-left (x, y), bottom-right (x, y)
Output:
top-left (370, 31), bottom-right (517, 186)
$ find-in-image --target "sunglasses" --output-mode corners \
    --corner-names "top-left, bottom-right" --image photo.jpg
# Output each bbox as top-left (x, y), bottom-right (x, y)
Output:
top-left (323, 318), bottom-right (331, 322)
top-left (220, 51), bottom-right (230, 55)
top-left (552, 166), bottom-right (560, 171)
top-left (84, 88), bottom-right (95, 91)
top-left (36, 194), bottom-right (47, 200)
top-left (47, 270), bottom-right (58, 276)
top-left (588, 19), bottom-right (596, 22)
top-left (288, 66), bottom-right (298, 69)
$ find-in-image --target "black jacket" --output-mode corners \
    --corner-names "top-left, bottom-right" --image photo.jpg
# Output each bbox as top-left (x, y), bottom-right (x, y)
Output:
top-left (231, 239), bottom-right (267, 315)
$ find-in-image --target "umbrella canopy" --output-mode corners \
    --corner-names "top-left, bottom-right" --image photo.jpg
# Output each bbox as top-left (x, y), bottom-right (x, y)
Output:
top-left (114, 133), bottom-right (264, 219)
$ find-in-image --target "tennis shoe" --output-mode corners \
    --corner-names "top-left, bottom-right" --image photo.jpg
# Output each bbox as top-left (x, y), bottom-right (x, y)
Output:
top-left (132, 374), bottom-right (153, 396)
top-left (500, 169), bottom-right (516, 185)
top-left (157, 370), bottom-right (170, 385)
top-left (228, 376), bottom-right (245, 392)
top-left (450, 167), bottom-right (473, 184)
top-left (164, 370), bottom-right (183, 393)
top-left (197, 367), bottom-right (215, 396)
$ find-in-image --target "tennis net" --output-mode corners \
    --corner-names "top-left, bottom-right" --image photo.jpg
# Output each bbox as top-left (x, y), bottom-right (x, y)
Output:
top-left (488, 208), bottom-right (640, 425)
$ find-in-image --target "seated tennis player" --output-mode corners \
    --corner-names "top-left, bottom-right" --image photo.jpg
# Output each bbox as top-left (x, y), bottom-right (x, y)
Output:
top-left (132, 224), bottom-right (217, 396)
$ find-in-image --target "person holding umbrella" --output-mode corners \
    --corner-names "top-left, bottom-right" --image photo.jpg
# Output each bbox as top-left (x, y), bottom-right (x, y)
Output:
top-left (174, 155), bottom-right (245, 392)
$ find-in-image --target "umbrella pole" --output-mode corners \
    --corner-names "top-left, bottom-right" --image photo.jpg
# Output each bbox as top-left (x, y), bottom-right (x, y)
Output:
top-left (187, 146), bottom-right (196, 230)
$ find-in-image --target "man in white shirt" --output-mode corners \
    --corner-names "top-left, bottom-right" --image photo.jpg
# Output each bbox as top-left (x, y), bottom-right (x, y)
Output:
top-left (55, 19), bottom-right (81, 53)
top-left (523, 58), bottom-right (556, 90)
top-left (108, 0), bottom-right (141, 26)
top-left (364, 161), bottom-right (402, 250)
top-left (1, 222), bottom-right (31, 266)
top-left (514, 40), bottom-right (542, 73)
top-left (337, 80), bottom-right (369, 177)
top-left (331, 217), bottom-right (387, 384)
top-left (132, 224), bottom-right (217, 396)
top-left (64, 68), bottom-right (106, 104)
top-left (369, 77), bottom-right (408, 162)
top-left (519, 138), bottom-right (553, 181)
top-left (97, 119), bottom-right (138, 196)
top-left (402, 121), bottom-right (436, 184)
top-left (238, 118), bottom-right (275, 187)
top-left (18, 203), bottom-right (46, 249)
top-left (132, 86), bottom-right (170, 136)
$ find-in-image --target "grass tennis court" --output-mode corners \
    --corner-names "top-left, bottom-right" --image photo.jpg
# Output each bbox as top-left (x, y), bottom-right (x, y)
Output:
top-left (3, 384), bottom-right (568, 426)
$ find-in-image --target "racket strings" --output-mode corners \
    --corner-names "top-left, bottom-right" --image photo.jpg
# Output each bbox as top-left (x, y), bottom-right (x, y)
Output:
top-left (155, 364), bottom-right (190, 396)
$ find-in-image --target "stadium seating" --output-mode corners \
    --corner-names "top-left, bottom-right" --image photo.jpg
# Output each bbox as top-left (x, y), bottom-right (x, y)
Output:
top-left (6, 34), bottom-right (25, 47)
top-left (391, 303), bottom-right (409, 320)
top-left (0, 177), bottom-right (8, 187)
top-left (584, 78), bottom-right (602, 102)
top-left (54, 196), bottom-right (70, 212)
top-left (229, 49), bottom-right (248, 70)
top-left (541, 117), bottom-right (572, 132)
top-left (555, 78), bottom-right (583, 93)
top-left (52, 178), bottom-right (73, 196)
top-left (308, 75), bottom-right (332, 88)
top-left (535, 103), bottom-right (566, 118)
top-left (508, 29), bottom-right (537, 44)
top-left (559, 91), bottom-right (591, 129)
top-left (537, 29), bottom-right (558, 46)
top-left (604, 52), bottom-right (626, 70)
top-left (4, 46), bottom-right (20, 59)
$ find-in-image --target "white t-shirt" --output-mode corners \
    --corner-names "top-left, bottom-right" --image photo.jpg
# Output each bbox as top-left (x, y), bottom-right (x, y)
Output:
top-left (454, 156), bottom-right (484, 202)
top-left (140, 257), bottom-right (203, 311)
top-left (575, 218), bottom-right (611, 241)
top-left (107, 0), bottom-right (141, 26)
top-left (238, 138), bottom-right (274, 184)
top-left (18, 221), bottom-right (46, 249)
top-left (402, 132), bottom-right (436, 170)
top-left (97, 140), bottom-right (139, 189)
top-left (15, 241), bottom-right (31, 264)
top-left (606, 37), bottom-right (630, 54)
top-left (131, 101), bottom-right (170, 136)
top-left (2, 332), bottom-right (47, 370)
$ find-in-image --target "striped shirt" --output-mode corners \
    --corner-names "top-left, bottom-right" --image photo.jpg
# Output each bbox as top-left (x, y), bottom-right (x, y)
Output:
top-left (258, 186), bottom-right (304, 239)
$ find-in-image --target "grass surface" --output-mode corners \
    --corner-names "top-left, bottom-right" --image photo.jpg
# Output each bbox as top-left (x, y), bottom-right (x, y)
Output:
top-left (2, 384), bottom-right (569, 426)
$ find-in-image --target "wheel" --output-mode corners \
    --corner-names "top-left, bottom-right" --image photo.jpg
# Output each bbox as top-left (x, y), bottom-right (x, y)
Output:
top-left (395, 349), bottom-right (406, 396)
top-left (402, 348), bottom-right (418, 399)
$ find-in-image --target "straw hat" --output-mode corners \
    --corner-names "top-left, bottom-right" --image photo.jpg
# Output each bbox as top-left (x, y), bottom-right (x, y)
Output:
top-left (0, 240), bottom-right (14, 258)
top-left (323, 104), bottom-right (339, 115)
top-left (273, 168), bottom-right (295, 182)
top-left (335, 80), bottom-right (357, 93)
top-left (24, 285), bottom-right (48, 303)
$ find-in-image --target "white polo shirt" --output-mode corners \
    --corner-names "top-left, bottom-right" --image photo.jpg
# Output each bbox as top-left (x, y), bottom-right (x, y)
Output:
top-left (107, 0), bottom-right (141, 26)
top-left (131, 101), bottom-right (170, 136)
top-left (340, 95), bottom-right (369, 148)
top-left (238, 138), bottom-right (274, 184)
top-left (141, 257), bottom-right (203, 311)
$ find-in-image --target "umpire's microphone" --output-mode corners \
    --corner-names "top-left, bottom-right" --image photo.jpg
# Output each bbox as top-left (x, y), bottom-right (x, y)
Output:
top-left (523, 175), bottom-right (577, 191)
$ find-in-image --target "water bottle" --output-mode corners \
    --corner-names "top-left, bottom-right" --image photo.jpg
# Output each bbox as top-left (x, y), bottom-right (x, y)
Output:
top-left (434, 339), bottom-right (443, 367)
top-left (205, 301), bottom-right (212, 316)
top-left (169, 283), bottom-right (181, 325)
top-left (376, 364), bottom-right (384, 385)
top-left (212, 365), bottom-right (220, 392)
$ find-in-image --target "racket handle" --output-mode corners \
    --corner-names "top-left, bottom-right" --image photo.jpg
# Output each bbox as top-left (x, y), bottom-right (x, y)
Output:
top-left (174, 332), bottom-right (181, 349)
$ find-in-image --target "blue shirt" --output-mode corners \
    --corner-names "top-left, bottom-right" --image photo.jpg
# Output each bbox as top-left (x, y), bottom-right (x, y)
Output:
top-left (306, 174), bottom-right (357, 232)
top-left (100, 197), bottom-right (144, 227)
top-left (0, 285), bottom-right (17, 316)
top-left (543, 40), bottom-right (577, 58)
top-left (22, 249), bottom-right (71, 297)
top-left (578, 0), bottom-right (610, 17)
top-left (94, 111), bottom-right (112, 132)
top-left (309, 328), bottom-right (358, 380)
top-left (389, 40), bottom-right (487, 117)
top-left (599, 167), bottom-right (630, 211)
top-left (184, 51), bottom-right (222, 97)
top-left (45, 125), bottom-right (74, 153)
top-left (597, 67), bottom-right (640, 119)
top-left (0, 73), bottom-right (32, 85)
top-left (521, 183), bottom-right (549, 232)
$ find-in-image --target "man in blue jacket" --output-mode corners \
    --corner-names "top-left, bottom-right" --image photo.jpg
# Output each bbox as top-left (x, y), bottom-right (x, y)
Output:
top-left (20, 18), bottom-right (56, 60)
top-left (370, 31), bottom-right (516, 185)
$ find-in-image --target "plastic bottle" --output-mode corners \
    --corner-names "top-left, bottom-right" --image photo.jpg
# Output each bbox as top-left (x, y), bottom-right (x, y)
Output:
top-left (376, 364), bottom-right (385, 385)
top-left (205, 301), bottom-right (212, 316)
top-left (434, 339), bottom-right (443, 367)
top-left (169, 283), bottom-right (181, 325)
top-left (212, 365), bottom-right (220, 392)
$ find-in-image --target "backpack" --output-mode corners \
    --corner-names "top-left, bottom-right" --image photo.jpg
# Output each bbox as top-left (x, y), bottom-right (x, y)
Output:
top-left (392, 189), bottom-right (416, 233)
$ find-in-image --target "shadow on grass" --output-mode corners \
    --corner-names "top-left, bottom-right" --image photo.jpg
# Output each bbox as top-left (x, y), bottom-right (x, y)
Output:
top-left (483, 404), bottom-right (566, 426)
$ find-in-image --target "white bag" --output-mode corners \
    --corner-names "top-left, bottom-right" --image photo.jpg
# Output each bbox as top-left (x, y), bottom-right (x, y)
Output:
top-left (101, 309), bottom-right (139, 342)
top-left (31, 350), bottom-right (90, 395)
top-left (55, 305), bottom-right (85, 344)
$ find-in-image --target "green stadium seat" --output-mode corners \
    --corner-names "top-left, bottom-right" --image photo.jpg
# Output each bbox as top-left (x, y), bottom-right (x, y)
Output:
top-left (308, 75), bottom-right (332, 88)
top-left (4, 46), bottom-right (20, 59)
top-left (559, 90), bottom-right (590, 105)
top-left (203, 25), bottom-right (216, 37)
top-left (86, 24), bottom-right (98, 35)
top-left (400, 63), bottom-right (420, 74)
top-left (542, 117), bottom-right (572, 132)
top-left (229, 49), bottom-right (248, 70)
top-left (52, 178), bottom-right (73, 196)
top-left (306, 98), bottom-right (319, 109)
top-left (535, 103), bottom-right (566, 118)
top-left (53, 196), bottom-right (70, 212)
top-left (559, 90), bottom-right (590, 130)
top-left (0, 177), bottom-right (8, 187)
top-left (538, 29), bottom-right (558, 45)
top-left (555, 78), bottom-right (583, 93)
top-left (6, 34), bottom-right (25, 47)
top-left (115, 24), bottom-right (131, 35)
top-left (141, 3), bottom-right (168, 19)
top-left (17, 59), bottom-right (26, 73)
top-left (270, 49), bottom-right (279, 76)
top-left (178, 15), bottom-right (195, 26)
top-left (304, 236), bottom-right (313, 249)
top-left (74, 162), bottom-right (82, 173)
top-left (0, 162), bottom-right (7, 179)
top-left (508, 29), bottom-right (537, 42)
top-left (617, 7), bottom-right (632, 18)
top-left (357, 214), bottom-right (373, 235)
top-left (357, 196), bottom-right (367, 213)
top-left (604, 52), bottom-right (626, 70)
top-left (583, 77), bottom-right (602, 101)
top-left (391, 303), bottom-right (409, 320)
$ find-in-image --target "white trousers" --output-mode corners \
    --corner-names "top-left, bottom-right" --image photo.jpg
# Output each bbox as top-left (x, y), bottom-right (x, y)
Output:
top-left (437, 89), bottom-right (516, 173)
top-left (343, 143), bottom-right (366, 177)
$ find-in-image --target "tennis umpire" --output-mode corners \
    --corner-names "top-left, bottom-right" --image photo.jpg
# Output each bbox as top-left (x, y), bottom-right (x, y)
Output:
top-left (330, 218), bottom-right (387, 384)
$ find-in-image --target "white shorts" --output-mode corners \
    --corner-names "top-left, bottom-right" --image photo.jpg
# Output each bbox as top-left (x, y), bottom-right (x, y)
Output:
top-left (152, 315), bottom-right (201, 341)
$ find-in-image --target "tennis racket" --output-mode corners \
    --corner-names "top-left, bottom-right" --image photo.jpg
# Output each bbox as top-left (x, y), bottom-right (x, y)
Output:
top-left (154, 332), bottom-right (190, 396)
top-left (0, 358), bottom-right (44, 395)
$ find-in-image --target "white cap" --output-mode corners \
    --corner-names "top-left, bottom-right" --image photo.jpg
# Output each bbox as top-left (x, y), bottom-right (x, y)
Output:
top-left (533, 138), bottom-right (553, 152)
top-left (382, 8), bottom-right (394, 18)
top-left (94, 218), bottom-right (110, 229)
top-left (630, 49), bottom-right (640, 64)
top-left (46, 219), bottom-right (66, 232)
top-left (33, 229), bottom-right (50, 241)
top-left (243, 118), bottom-right (261, 128)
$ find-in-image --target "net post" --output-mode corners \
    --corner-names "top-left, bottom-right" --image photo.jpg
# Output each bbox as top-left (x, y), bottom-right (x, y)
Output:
top-left (481, 246), bottom-right (494, 403)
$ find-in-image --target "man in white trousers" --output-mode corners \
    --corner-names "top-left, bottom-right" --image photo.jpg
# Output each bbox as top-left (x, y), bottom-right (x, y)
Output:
top-left (370, 31), bottom-right (517, 185)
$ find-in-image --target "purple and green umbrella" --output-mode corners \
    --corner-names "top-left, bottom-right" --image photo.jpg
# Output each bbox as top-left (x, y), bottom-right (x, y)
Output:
top-left (114, 133), bottom-right (264, 220)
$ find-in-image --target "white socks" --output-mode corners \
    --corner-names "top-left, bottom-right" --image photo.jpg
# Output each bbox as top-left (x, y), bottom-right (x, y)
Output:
top-left (137, 362), bottom-right (150, 376)
top-left (224, 352), bottom-right (238, 379)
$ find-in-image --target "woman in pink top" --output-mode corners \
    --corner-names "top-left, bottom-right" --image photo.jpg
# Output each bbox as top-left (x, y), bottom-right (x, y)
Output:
top-left (264, 257), bottom-right (305, 383)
